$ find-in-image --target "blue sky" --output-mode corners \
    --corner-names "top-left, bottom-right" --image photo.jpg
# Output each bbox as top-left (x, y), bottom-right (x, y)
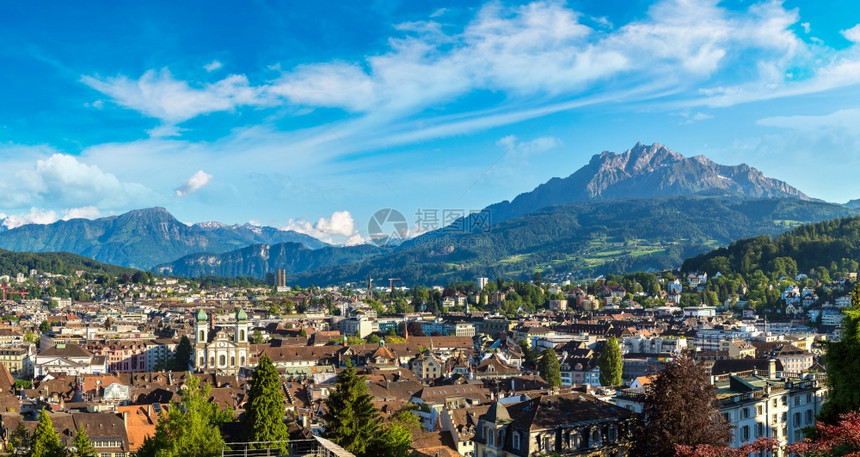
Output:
top-left (1, 0), bottom-right (859, 244)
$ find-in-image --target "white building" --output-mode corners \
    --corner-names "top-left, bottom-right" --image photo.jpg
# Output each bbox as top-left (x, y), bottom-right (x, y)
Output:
top-left (194, 309), bottom-right (250, 375)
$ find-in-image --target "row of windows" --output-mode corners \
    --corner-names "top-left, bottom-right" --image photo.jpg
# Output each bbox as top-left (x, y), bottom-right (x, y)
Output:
top-left (199, 355), bottom-right (246, 367)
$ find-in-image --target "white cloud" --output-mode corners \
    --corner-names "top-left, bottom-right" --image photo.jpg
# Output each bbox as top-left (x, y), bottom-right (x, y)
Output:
top-left (6, 153), bottom-right (152, 209)
top-left (81, 68), bottom-right (272, 123)
top-left (801, 22), bottom-right (810, 34)
top-left (282, 210), bottom-right (364, 245)
top-left (843, 24), bottom-right (860, 43)
top-left (315, 210), bottom-right (356, 237)
top-left (175, 170), bottom-right (213, 197)
top-left (204, 60), bottom-right (223, 72)
top-left (1, 206), bottom-right (103, 229)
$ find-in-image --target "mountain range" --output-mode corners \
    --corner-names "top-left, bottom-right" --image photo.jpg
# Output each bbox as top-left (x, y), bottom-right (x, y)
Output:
top-left (484, 142), bottom-right (812, 224)
top-left (0, 142), bottom-right (855, 285)
top-left (0, 207), bottom-right (324, 269)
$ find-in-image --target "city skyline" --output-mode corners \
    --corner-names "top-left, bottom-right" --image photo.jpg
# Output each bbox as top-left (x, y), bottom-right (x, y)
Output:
top-left (1, 0), bottom-right (859, 243)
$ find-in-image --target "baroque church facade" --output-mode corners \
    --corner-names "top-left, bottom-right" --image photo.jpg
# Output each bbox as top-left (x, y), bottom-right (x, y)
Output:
top-left (194, 308), bottom-right (250, 375)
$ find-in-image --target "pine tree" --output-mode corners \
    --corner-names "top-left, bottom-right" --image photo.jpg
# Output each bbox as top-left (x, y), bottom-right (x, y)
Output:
top-left (538, 348), bottom-right (561, 387)
top-left (324, 362), bottom-right (381, 456)
top-left (820, 283), bottom-right (860, 423)
top-left (245, 355), bottom-right (290, 451)
top-left (71, 427), bottom-right (95, 457)
top-left (172, 336), bottom-right (193, 371)
top-left (633, 356), bottom-right (732, 457)
top-left (598, 337), bottom-right (623, 386)
top-left (30, 409), bottom-right (63, 457)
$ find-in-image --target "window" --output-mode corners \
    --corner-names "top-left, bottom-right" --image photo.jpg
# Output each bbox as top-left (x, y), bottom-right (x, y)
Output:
top-left (199, 330), bottom-right (204, 341)
top-left (741, 407), bottom-right (750, 419)
top-left (794, 413), bottom-right (801, 427)
top-left (742, 425), bottom-right (750, 442)
top-left (722, 412), bottom-right (731, 422)
top-left (512, 432), bottom-right (520, 450)
top-left (756, 405), bottom-right (763, 416)
top-left (794, 396), bottom-right (801, 406)
top-left (240, 329), bottom-right (246, 341)
top-left (807, 393), bottom-right (813, 403)
top-left (230, 356), bottom-right (235, 366)
top-left (756, 423), bottom-right (764, 437)
top-left (486, 427), bottom-right (494, 447)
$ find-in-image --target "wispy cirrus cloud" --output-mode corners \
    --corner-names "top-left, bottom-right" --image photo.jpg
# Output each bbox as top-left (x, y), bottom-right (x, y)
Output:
top-left (80, 1), bottom-right (860, 151)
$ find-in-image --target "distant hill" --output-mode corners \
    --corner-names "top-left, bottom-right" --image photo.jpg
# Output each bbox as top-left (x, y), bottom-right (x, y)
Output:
top-left (279, 197), bottom-right (856, 286)
top-left (485, 142), bottom-right (812, 223)
top-left (682, 215), bottom-right (860, 278)
top-left (844, 199), bottom-right (860, 209)
top-left (0, 208), bottom-right (325, 269)
top-left (154, 242), bottom-right (383, 278)
top-left (0, 249), bottom-right (137, 277)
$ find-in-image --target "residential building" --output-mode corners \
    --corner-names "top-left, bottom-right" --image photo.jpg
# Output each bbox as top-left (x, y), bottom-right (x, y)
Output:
top-left (473, 394), bottom-right (638, 457)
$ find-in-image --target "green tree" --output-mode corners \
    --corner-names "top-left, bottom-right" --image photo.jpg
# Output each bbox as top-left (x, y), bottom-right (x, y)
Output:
top-left (324, 362), bottom-right (381, 456)
top-left (244, 355), bottom-right (290, 451)
top-left (249, 329), bottom-right (265, 344)
top-left (598, 337), bottom-right (623, 387)
top-left (820, 283), bottom-right (860, 423)
top-left (633, 356), bottom-right (732, 457)
top-left (136, 374), bottom-right (230, 457)
top-left (8, 422), bottom-right (31, 456)
top-left (538, 348), bottom-right (561, 387)
top-left (367, 410), bottom-right (420, 457)
top-left (171, 336), bottom-right (193, 371)
top-left (30, 409), bottom-right (63, 457)
top-left (71, 427), bottom-right (95, 457)
top-left (518, 340), bottom-right (538, 365)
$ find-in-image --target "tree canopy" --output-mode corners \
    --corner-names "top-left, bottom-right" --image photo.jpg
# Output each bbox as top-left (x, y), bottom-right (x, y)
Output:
top-left (598, 337), bottom-right (623, 387)
top-left (538, 348), bottom-right (561, 388)
top-left (323, 363), bottom-right (381, 456)
top-left (244, 355), bottom-right (290, 450)
top-left (820, 283), bottom-right (860, 423)
top-left (634, 356), bottom-right (732, 457)
top-left (30, 409), bottom-right (63, 457)
top-left (136, 374), bottom-right (231, 457)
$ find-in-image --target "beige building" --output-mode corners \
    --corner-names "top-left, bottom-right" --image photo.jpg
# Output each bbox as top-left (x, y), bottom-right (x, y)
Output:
top-left (194, 309), bottom-right (250, 375)
top-left (411, 350), bottom-right (443, 382)
top-left (0, 346), bottom-right (33, 378)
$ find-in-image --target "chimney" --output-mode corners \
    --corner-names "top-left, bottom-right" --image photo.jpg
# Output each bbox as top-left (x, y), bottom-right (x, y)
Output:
top-left (123, 411), bottom-right (128, 428)
top-left (768, 359), bottom-right (777, 379)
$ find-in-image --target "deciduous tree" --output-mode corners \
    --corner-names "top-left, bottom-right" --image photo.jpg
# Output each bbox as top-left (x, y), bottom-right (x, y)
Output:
top-left (136, 374), bottom-right (230, 457)
top-left (30, 409), bottom-right (63, 457)
top-left (71, 427), bottom-right (95, 457)
top-left (538, 348), bottom-right (561, 387)
top-left (820, 283), bottom-right (860, 424)
top-left (598, 337), bottom-right (623, 387)
top-left (633, 356), bottom-right (732, 457)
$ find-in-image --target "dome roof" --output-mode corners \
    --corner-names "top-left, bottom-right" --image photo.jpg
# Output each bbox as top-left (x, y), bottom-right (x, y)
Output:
top-left (196, 309), bottom-right (208, 322)
top-left (235, 308), bottom-right (248, 321)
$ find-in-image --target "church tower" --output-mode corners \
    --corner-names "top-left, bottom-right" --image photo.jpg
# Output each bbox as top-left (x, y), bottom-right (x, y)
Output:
top-left (195, 309), bottom-right (209, 371)
top-left (235, 308), bottom-right (249, 343)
